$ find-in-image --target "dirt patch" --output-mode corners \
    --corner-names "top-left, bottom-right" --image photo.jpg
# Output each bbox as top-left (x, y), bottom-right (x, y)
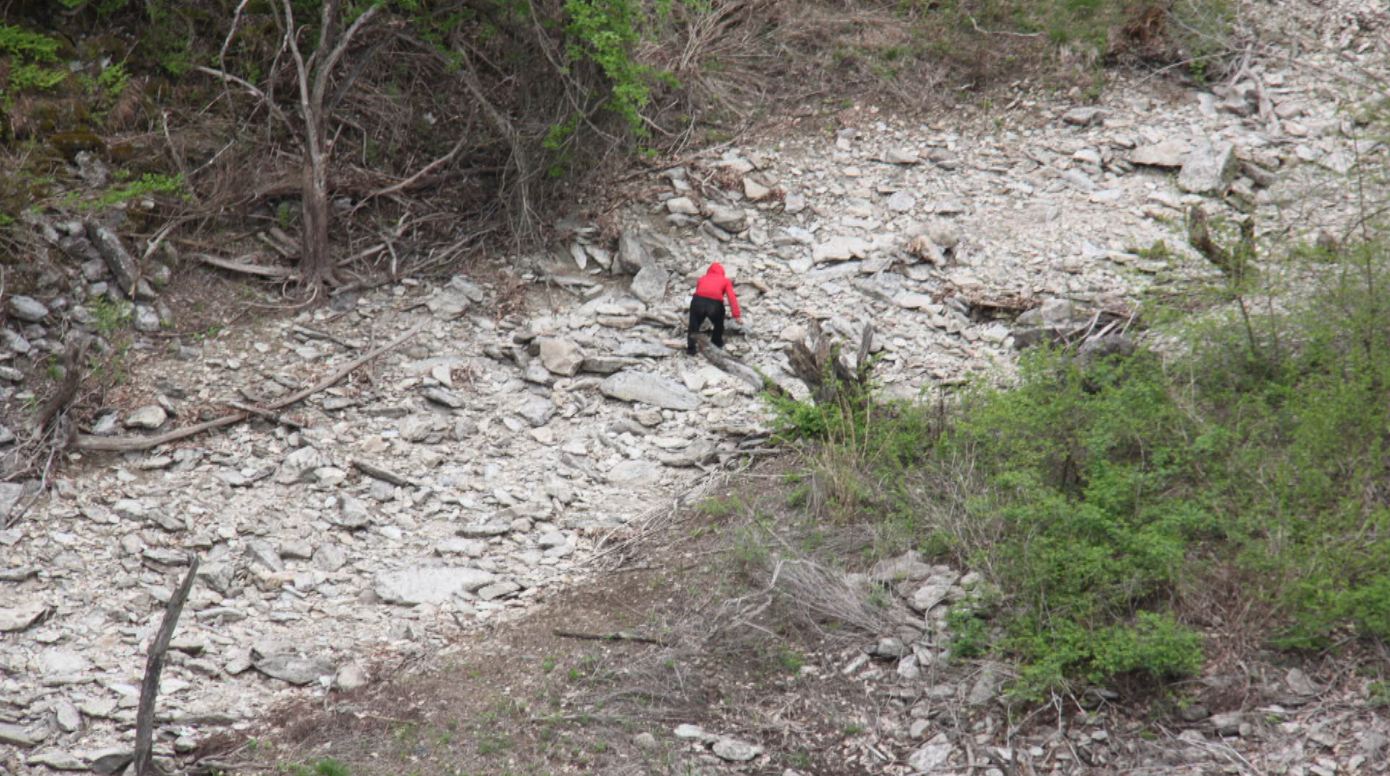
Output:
top-left (210, 463), bottom-right (915, 775)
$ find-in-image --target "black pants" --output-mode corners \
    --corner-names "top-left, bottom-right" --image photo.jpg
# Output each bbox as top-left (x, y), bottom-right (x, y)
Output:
top-left (687, 296), bottom-right (725, 354)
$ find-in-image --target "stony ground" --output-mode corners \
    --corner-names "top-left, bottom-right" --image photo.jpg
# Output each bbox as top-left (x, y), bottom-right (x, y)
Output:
top-left (3, 1), bottom-right (1390, 773)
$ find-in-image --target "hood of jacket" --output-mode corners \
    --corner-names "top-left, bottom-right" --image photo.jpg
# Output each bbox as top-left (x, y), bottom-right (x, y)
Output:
top-left (706, 262), bottom-right (725, 277)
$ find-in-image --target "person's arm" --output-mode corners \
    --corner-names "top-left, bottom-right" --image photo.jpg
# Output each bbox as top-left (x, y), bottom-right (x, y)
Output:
top-left (725, 280), bottom-right (741, 320)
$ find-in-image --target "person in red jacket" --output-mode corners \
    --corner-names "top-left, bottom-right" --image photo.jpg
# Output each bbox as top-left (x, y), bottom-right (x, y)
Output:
top-left (688, 262), bottom-right (741, 355)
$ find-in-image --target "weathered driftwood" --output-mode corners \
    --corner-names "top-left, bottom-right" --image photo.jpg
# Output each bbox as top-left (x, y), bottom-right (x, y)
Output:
top-left (134, 555), bottom-right (199, 776)
top-left (75, 322), bottom-right (424, 452)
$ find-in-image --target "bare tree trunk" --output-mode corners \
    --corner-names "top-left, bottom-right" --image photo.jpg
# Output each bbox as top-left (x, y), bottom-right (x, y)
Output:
top-left (282, 0), bottom-right (377, 291)
top-left (300, 155), bottom-right (334, 286)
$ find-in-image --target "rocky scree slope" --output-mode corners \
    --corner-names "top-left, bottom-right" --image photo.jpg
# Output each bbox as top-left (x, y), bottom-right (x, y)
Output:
top-left (3, 1), bottom-right (1390, 772)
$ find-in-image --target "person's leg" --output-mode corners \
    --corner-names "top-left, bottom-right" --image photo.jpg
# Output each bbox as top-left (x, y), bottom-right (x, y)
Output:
top-left (710, 303), bottom-right (725, 348)
top-left (687, 300), bottom-right (707, 355)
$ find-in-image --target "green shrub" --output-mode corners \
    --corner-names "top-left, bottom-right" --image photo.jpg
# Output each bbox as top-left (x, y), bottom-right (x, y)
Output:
top-left (776, 239), bottom-right (1390, 697)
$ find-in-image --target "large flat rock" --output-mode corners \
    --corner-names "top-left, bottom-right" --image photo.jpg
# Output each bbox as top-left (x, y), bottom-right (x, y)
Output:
top-left (600, 371), bottom-right (700, 411)
top-left (373, 566), bottom-right (496, 605)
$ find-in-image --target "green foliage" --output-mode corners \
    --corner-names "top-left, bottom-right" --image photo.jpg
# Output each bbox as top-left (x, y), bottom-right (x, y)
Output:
top-left (563, 0), bottom-right (654, 135)
top-left (284, 758), bottom-right (351, 776)
top-left (97, 62), bottom-right (130, 101)
top-left (91, 296), bottom-right (133, 334)
top-left (0, 24), bottom-right (60, 62)
top-left (68, 173), bottom-right (186, 211)
top-left (9, 63), bottom-right (68, 93)
top-left (775, 239), bottom-right (1390, 698)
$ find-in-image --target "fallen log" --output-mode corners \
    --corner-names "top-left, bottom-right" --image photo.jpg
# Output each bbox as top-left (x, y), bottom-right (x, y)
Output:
top-left (195, 253), bottom-right (294, 279)
top-left (75, 322), bottom-right (425, 452)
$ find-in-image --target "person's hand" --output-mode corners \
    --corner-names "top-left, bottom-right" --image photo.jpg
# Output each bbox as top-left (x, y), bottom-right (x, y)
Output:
top-left (734, 316), bottom-right (744, 325)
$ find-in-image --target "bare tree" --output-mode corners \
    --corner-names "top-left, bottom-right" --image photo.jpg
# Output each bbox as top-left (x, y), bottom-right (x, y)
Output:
top-left (281, 0), bottom-right (379, 288)
top-left (201, 0), bottom-right (381, 290)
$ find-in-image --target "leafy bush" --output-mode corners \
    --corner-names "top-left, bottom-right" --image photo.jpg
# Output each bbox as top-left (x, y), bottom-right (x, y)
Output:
top-left (778, 239), bottom-right (1390, 699)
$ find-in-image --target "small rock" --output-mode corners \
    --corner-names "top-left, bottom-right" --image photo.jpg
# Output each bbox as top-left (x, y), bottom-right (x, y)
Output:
top-left (1211, 712), bottom-right (1243, 736)
top-left (53, 700), bottom-right (81, 733)
top-left (133, 304), bottom-right (160, 332)
top-left (909, 734), bottom-right (954, 771)
top-left (1179, 704), bottom-right (1210, 722)
top-left (539, 338), bottom-right (584, 377)
top-left (332, 495), bottom-right (372, 529)
top-left (335, 662), bottom-right (369, 691)
top-left (1129, 139), bottom-right (1190, 168)
top-left (0, 601), bottom-right (50, 632)
top-left (7, 295), bottom-right (48, 322)
top-left (477, 580), bottom-right (521, 601)
top-left (631, 264), bottom-right (670, 304)
top-left (887, 191), bottom-right (916, 212)
top-left (124, 405), bottom-right (167, 430)
top-left (712, 737), bottom-right (763, 762)
top-left (674, 723), bottom-right (712, 741)
top-left (743, 178), bottom-right (771, 201)
top-left (967, 663), bottom-right (1003, 706)
top-left (665, 196), bottom-right (699, 215)
top-left (812, 236), bottom-right (869, 263)
top-left (632, 732), bottom-right (658, 750)
top-left (1285, 667), bottom-right (1318, 696)
top-left (608, 460), bottom-right (663, 487)
top-left (422, 386), bottom-right (465, 409)
top-left (0, 722), bottom-right (37, 747)
top-left (518, 396), bottom-right (555, 428)
top-left (618, 230), bottom-right (656, 273)
top-left (26, 750), bottom-right (85, 770)
top-left (312, 544), bottom-right (349, 572)
top-left (1178, 140), bottom-right (1237, 194)
top-left (245, 539), bottom-right (284, 572)
top-left (708, 205), bottom-right (747, 232)
top-left (884, 147), bottom-right (920, 165)
top-left (1062, 107), bottom-right (1105, 127)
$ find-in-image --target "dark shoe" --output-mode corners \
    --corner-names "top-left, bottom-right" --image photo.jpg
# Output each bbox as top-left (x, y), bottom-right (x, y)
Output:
top-left (686, 349), bottom-right (697, 356)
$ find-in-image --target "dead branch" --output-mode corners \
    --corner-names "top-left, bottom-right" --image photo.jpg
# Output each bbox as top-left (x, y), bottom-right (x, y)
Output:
top-left (74, 321), bottom-right (424, 452)
top-left (553, 628), bottom-right (669, 646)
top-left (350, 135), bottom-right (470, 214)
top-left (33, 337), bottom-right (89, 435)
top-left (224, 401), bottom-right (305, 430)
top-left (194, 66), bottom-right (294, 132)
top-left (351, 459), bottom-right (413, 487)
top-left (697, 338), bottom-right (790, 398)
top-left (134, 555), bottom-right (199, 776)
top-left (196, 252), bottom-right (295, 279)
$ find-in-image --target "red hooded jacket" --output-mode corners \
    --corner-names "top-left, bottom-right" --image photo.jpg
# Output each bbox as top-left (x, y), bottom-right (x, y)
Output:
top-left (693, 263), bottom-right (741, 319)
